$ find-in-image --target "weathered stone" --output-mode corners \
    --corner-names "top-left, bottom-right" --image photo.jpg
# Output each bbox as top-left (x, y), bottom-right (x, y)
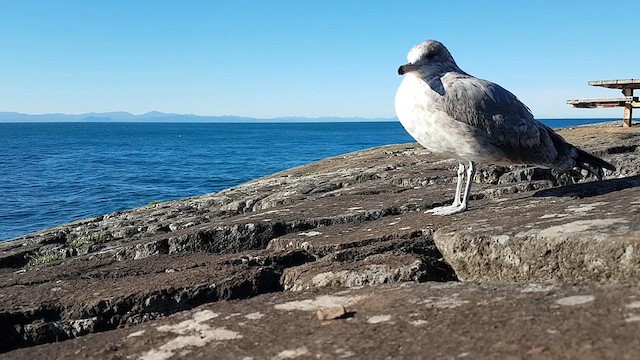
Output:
top-left (4, 282), bottom-right (639, 359)
top-left (434, 179), bottom-right (640, 283)
top-left (283, 254), bottom-right (431, 291)
top-left (316, 306), bottom-right (347, 320)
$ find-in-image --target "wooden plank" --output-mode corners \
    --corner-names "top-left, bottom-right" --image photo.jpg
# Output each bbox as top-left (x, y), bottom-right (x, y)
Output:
top-left (589, 79), bottom-right (640, 89)
top-left (570, 81), bottom-right (638, 127)
top-left (566, 96), bottom-right (636, 103)
top-left (566, 97), bottom-right (638, 109)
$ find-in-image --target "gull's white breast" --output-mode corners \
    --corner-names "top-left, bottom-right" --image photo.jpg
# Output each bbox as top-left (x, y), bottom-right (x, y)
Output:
top-left (394, 74), bottom-right (506, 163)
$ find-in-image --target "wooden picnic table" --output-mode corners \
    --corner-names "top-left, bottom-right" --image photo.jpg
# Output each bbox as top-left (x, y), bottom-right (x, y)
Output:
top-left (567, 78), bottom-right (640, 127)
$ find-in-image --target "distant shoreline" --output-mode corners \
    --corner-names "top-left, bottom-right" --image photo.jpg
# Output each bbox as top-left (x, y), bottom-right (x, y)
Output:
top-left (0, 111), bottom-right (622, 124)
top-left (0, 111), bottom-right (396, 123)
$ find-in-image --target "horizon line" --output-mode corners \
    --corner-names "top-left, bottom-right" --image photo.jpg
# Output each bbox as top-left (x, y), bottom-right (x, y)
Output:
top-left (0, 110), bottom-right (623, 122)
top-left (0, 110), bottom-right (396, 120)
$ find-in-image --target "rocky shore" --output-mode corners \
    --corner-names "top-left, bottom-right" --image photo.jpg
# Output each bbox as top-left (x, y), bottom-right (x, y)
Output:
top-left (1, 122), bottom-right (639, 359)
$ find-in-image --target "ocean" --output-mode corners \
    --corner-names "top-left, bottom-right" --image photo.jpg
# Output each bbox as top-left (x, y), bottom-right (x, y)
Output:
top-left (0, 119), bottom-right (614, 241)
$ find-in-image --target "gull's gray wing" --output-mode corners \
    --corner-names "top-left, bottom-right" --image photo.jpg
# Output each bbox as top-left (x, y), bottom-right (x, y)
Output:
top-left (436, 72), bottom-right (566, 165)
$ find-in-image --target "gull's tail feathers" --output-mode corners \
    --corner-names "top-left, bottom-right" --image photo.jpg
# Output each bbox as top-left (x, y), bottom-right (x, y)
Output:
top-left (574, 148), bottom-right (616, 181)
top-left (542, 124), bottom-right (616, 181)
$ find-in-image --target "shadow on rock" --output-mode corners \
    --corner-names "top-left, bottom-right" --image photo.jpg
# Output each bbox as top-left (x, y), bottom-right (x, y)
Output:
top-left (533, 175), bottom-right (640, 198)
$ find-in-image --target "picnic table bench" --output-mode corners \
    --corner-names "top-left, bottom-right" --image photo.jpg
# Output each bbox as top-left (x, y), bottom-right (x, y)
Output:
top-left (567, 79), bottom-right (640, 127)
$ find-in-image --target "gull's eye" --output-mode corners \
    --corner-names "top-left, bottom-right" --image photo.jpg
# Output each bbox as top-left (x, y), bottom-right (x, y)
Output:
top-left (425, 53), bottom-right (435, 60)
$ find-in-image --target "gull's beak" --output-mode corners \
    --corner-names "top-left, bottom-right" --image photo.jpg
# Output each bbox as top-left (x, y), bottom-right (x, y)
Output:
top-left (398, 63), bottom-right (419, 75)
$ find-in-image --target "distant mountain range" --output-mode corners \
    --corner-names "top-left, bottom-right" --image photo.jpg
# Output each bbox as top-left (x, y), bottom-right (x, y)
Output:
top-left (0, 111), bottom-right (397, 123)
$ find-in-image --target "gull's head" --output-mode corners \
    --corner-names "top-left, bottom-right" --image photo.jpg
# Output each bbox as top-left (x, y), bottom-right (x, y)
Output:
top-left (398, 40), bottom-right (458, 75)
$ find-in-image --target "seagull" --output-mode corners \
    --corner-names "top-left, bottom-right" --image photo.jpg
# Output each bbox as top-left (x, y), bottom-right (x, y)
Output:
top-left (395, 40), bottom-right (616, 215)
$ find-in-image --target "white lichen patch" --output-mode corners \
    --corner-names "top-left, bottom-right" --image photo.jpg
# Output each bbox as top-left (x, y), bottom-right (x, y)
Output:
top-left (566, 202), bottom-right (607, 214)
top-left (138, 310), bottom-right (242, 360)
top-left (555, 295), bottom-right (595, 306)
top-left (520, 284), bottom-right (556, 293)
top-left (224, 313), bottom-right (242, 320)
top-left (539, 213), bottom-right (569, 219)
top-left (367, 314), bottom-right (392, 324)
top-left (334, 348), bottom-right (355, 358)
top-left (621, 245), bottom-right (636, 264)
top-left (624, 300), bottom-right (640, 323)
top-left (625, 315), bottom-right (640, 323)
top-left (625, 301), bottom-right (640, 309)
top-left (298, 231), bottom-right (322, 237)
top-left (244, 312), bottom-right (265, 320)
top-left (410, 319), bottom-right (429, 326)
top-left (274, 294), bottom-right (367, 311)
top-left (127, 329), bottom-right (146, 338)
top-left (309, 270), bottom-right (347, 288)
top-left (493, 235), bottom-right (510, 245)
top-left (514, 228), bottom-right (540, 239)
top-left (272, 347), bottom-right (309, 360)
top-left (538, 219), bottom-right (627, 239)
top-left (333, 289), bottom-right (352, 296)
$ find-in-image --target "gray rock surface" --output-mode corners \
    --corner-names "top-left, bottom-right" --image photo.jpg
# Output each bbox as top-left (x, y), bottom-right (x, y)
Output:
top-left (434, 179), bottom-right (640, 283)
top-left (0, 122), bottom-right (639, 357)
top-left (4, 282), bottom-right (640, 359)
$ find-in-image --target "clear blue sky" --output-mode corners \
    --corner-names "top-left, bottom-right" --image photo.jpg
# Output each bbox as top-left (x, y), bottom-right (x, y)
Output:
top-left (0, 0), bottom-right (637, 118)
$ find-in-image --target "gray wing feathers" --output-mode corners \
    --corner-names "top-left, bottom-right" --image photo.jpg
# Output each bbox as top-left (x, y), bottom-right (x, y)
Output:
top-left (439, 74), bottom-right (539, 145)
top-left (437, 73), bottom-right (564, 165)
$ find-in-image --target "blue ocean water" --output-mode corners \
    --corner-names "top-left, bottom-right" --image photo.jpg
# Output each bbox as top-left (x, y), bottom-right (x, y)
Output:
top-left (0, 119), bottom-right (614, 241)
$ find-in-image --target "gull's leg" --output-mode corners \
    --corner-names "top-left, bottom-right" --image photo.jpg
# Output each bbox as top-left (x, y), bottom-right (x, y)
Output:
top-left (451, 163), bottom-right (464, 207)
top-left (426, 162), bottom-right (465, 215)
top-left (427, 161), bottom-right (475, 215)
top-left (458, 161), bottom-right (476, 211)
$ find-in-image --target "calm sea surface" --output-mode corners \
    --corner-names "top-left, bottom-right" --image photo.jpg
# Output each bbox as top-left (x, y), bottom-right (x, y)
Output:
top-left (0, 119), bottom-right (613, 241)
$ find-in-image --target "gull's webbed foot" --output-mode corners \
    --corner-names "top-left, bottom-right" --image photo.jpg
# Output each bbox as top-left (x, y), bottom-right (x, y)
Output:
top-left (425, 204), bottom-right (467, 216)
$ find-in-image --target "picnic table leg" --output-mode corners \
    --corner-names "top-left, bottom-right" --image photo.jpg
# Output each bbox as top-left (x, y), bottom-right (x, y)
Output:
top-left (622, 89), bottom-right (633, 127)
